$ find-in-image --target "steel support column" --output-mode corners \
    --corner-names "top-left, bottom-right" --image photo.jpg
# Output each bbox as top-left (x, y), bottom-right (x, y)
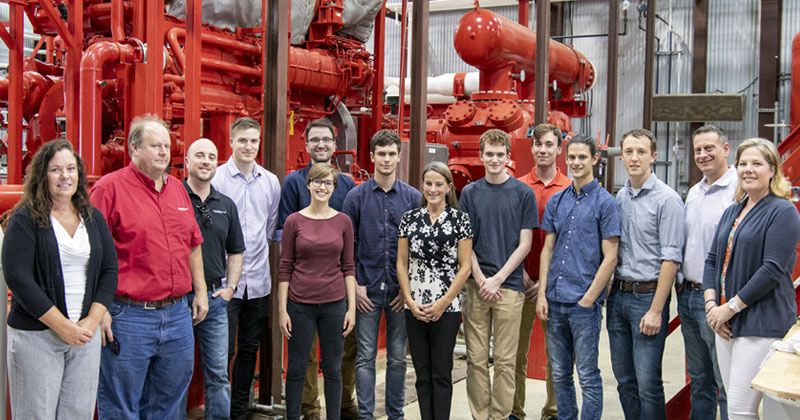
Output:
top-left (605, 0), bottom-right (619, 192)
top-left (65, 0), bottom-right (83, 151)
top-left (757, 0), bottom-right (782, 140)
top-left (689, 0), bottom-right (709, 186)
top-left (184, 0), bottom-right (203, 147)
top-left (6, 2), bottom-right (23, 185)
top-left (371, 3), bottom-right (386, 138)
top-left (643, 0), bottom-right (656, 130)
top-left (262, 0), bottom-right (289, 404)
top-left (534, 0), bottom-right (550, 125)
top-left (408, 0), bottom-right (428, 189)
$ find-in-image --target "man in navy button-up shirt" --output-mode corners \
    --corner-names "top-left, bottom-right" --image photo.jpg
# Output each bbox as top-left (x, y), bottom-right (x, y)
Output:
top-left (343, 130), bottom-right (420, 420)
top-left (536, 134), bottom-right (620, 420)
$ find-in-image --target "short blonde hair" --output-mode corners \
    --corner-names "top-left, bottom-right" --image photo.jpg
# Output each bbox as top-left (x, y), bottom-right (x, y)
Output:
top-left (733, 138), bottom-right (791, 202)
top-left (306, 163), bottom-right (338, 189)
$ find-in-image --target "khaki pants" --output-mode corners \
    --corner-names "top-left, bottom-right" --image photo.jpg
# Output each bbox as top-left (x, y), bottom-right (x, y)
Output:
top-left (464, 279), bottom-right (525, 420)
top-left (301, 332), bottom-right (358, 415)
top-left (512, 298), bottom-right (558, 419)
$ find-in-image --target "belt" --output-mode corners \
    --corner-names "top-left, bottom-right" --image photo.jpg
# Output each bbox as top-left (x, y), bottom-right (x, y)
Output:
top-left (613, 280), bottom-right (658, 293)
top-left (677, 281), bottom-right (704, 292)
top-left (113, 295), bottom-right (183, 309)
top-left (207, 278), bottom-right (224, 291)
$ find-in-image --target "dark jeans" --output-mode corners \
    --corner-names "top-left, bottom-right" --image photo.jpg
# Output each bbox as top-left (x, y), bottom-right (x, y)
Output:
top-left (606, 288), bottom-right (669, 420)
top-left (677, 287), bottom-right (727, 420)
top-left (405, 311), bottom-right (461, 420)
top-left (546, 301), bottom-right (603, 420)
top-left (286, 298), bottom-right (347, 420)
top-left (227, 293), bottom-right (270, 420)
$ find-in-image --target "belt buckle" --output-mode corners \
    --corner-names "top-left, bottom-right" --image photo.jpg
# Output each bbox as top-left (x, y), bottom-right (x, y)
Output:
top-left (142, 301), bottom-right (158, 310)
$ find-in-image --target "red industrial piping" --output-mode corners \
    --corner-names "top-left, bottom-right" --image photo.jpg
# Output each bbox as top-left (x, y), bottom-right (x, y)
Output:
top-left (166, 27), bottom-right (261, 77)
top-left (0, 71), bottom-right (53, 118)
top-left (454, 8), bottom-right (594, 97)
top-left (111, 0), bottom-right (125, 42)
top-left (79, 41), bottom-right (140, 179)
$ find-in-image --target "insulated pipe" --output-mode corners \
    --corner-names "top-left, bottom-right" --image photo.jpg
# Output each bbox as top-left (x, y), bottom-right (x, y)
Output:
top-left (792, 32), bottom-right (800, 130)
top-left (454, 8), bottom-right (594, 92)
top-left (79, 41), bottom-right (139, 179)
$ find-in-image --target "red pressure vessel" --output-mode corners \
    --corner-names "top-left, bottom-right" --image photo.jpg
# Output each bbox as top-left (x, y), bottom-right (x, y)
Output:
top-left (454, 8), bottom-right (594, 92)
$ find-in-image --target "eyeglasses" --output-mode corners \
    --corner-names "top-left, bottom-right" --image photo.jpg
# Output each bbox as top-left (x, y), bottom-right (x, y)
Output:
top-left (307, 137), bottom-right (335, 145)
top-left (310, 179), bottom-right (335, 189)
top-left (196, 204), bottom-right (213, 228)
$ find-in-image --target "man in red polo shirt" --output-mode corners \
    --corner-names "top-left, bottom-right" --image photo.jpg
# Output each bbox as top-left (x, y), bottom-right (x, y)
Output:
top-left (91, 114), bottom-right (208, 419)
top-left (511, 123), bottom-right (570, 420)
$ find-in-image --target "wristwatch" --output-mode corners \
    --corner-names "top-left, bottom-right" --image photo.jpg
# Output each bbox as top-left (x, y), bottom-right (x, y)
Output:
top-left (727, 298), bottom-right (741, 313)
top-left (225, 282), bottom-right (238, 292)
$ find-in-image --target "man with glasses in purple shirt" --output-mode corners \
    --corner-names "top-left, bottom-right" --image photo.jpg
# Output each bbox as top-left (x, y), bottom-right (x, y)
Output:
top-left (343, 130), bottom-right (421, 420)
top-left (536, 134), bottom-right (620, 420)
top-left (277, 117), bottom-right (357, 420)
top-left (211, 117), bottom-right (281, 420)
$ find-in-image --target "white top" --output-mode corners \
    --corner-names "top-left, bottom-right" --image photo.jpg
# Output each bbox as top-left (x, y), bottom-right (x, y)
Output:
top-left (51, 215), bottom-right (91, 321)
top-left (682, 166), bottom-right (738, 284)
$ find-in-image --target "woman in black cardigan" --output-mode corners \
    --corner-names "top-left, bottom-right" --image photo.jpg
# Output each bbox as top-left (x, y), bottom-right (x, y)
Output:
top-left (2, 139), bottom-right (118, 419)
top-left (703, 138), bottom-right (800, 420)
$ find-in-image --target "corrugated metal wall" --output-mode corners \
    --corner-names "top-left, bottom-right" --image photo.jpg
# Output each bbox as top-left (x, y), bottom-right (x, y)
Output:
top-left (374, 0), bottom-right (800, 193)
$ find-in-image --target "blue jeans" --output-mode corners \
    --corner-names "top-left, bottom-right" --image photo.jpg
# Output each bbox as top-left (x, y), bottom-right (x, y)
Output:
top-left (546, 301), bottom-right (603, 420)
top-left (677, 287), bottom-right (727, 420)
top-left (181, 290), bottom-right (231, 420)
top-left (355, 289), bottom-right (407, 420)
top-left (286, 298), bottom-right (347, 420)
top-left (97, 296), bottom-right (195, 420)
top-left (606, 289), bottom-right (669, 420)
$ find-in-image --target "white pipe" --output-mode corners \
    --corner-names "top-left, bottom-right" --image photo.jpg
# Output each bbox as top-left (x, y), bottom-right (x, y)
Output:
top-left (384, 72), bottom-right (480, 98)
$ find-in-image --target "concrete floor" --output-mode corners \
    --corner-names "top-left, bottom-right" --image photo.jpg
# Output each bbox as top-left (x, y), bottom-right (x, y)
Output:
top-left (374, 297), bottom-right (691, 420)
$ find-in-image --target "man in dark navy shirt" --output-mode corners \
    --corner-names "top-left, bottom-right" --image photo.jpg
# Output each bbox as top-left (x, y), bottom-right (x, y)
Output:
top-left (277, 118), bottom-right (357, 420)
top-left (183, 138), bottom-right (245, 419)
top-left (343, 130), bottom-right (421, 420)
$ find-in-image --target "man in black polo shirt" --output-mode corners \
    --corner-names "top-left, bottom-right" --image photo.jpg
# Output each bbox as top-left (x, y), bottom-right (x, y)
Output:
top-left (182, 138), bottom-right (245, 419)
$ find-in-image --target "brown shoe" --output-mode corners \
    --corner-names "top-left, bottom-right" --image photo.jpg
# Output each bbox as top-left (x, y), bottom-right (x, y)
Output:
top-left (341, 405), bottom-right (359, 420)
top-left (302, 413), bottom-right (321, 420)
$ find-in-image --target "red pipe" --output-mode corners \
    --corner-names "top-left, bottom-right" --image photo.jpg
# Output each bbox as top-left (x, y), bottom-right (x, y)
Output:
top-left (0, 185), bottom-right (24, 214)
top-left (166, 27), bottom-right (262, 77)
top-left (454, 8), bottom-right (594, 92)
top-left (79, 41), bottom-right (139, 179)
top-left (110, 0), bottom-right (125, 42)
top-left (791, 32), bottom-right (800, 130)
top-left (288, 48), bottom-right (347, 95)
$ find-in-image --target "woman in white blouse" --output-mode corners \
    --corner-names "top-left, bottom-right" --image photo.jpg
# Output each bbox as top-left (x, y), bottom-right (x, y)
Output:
top-left (397, 161), bottom-right (472, 420)
top-left (2, 139), bottom-right (118, 419)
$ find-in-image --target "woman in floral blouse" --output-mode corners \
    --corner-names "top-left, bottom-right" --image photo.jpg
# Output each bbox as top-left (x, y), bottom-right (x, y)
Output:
top-left (397, 161), bottom-right (472, 420)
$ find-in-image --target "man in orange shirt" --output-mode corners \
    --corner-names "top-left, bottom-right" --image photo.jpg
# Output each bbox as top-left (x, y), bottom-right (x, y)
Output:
top-left (511, 124), bottom-right (570, 420)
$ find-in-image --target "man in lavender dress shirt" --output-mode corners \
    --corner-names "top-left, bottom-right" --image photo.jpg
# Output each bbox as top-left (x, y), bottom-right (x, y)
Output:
top-left (680, 124), bottom-right (735, 420)
top-left (211, 117), bottom-right (281, 420)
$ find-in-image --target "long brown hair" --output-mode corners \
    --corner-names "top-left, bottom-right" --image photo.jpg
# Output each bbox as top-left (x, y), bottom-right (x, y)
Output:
top-left (11, 139), bottom-right (92, 227)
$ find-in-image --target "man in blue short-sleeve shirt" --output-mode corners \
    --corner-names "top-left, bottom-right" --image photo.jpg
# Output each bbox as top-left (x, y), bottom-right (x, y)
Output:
top-left (608, 128), bottom-right (684, 420)
top-left (459, 129), bottom-right (538, 420)
top-left (536, 134), bottom-right (620, 420)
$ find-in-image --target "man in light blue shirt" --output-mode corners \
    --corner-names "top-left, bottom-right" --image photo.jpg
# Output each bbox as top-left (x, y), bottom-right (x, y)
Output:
top-left (211, 117), bottom-right (281, 420)
top-left (680, 125), bottom-right (736, 420)
top-left (536, 134), bottom-right (620, 420)
top-left (609, 128), bottom-right (684, 420)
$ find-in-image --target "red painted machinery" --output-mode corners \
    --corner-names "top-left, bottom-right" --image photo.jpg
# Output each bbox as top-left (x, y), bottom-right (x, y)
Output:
top-left (425, 7), bottom-right (595, 191)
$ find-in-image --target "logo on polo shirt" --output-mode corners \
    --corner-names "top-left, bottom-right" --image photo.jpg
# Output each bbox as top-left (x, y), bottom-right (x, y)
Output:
top-left (212, 210), bottom-right (227, 214)
top-left (178, 207), bottom-right (189, 211)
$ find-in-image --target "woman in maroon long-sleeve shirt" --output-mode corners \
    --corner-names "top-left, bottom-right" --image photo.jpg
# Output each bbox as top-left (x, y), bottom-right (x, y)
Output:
top-left (279, 163), bottom-right (357, 420)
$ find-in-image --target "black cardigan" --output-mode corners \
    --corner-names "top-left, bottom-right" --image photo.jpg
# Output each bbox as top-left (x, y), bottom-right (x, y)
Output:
top-left (703, 195), bottom-right (800, 339)
top-left (2, 206), bottom-right (118, 330)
